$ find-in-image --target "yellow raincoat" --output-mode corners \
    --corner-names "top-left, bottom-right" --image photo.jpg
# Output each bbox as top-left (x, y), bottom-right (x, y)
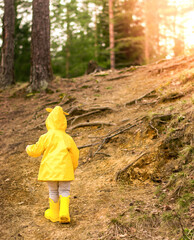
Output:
top-left (26, 106), bottom-right (79, 181)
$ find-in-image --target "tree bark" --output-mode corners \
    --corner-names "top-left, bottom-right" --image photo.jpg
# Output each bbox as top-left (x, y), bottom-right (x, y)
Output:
top-left (109, 0), bottom-right (115, 70)
top-left (94, 1), bottom-right (98, 60)
top-left (30, 0), bottom-right (53, 92)
top-left (0, 0), bottom-right (15, 88)
top-left (65, 5), bottom-right (70, 78)
top-left (144, 0), bottom-right (149, 64)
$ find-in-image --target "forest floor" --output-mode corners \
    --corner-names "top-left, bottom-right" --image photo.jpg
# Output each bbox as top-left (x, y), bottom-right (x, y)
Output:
top-left (0, 56), bottom-right (193, 240)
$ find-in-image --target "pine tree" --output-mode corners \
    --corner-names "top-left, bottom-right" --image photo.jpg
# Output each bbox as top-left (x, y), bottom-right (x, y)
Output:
top-left (30, 0), bottom-right (53, 92)
top-left (109, 0), bottom-right (115, 69)
top-left (51, 0), bottom-right (96, 78)
top-left (14, 0), bottom-right (31, 82)
top-left (51, 0), bottom-right (78, 78)
top-left (0, 0), bottom-right (15, 87)
top-left (96, 0), bottom-right (110, 68)
top-left (114, 0), bottom-right (144, 67)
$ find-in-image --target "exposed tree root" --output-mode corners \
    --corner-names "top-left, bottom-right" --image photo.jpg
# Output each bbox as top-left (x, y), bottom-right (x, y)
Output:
top-left (68, 106), bottom-right (114, 116)
top-left (67, 106), bottom-right (115, 125)
top-left (43, 100), bottom-right (61, 106)
top-left (151, 114), bottom-right (172, 122)
top-left (92, 116), bottom-right (146, 157)
top-left (149, 56), bottom-right (194, 75)
top-left (31, 100), bottom-right (62, 120)
top-left (149, 120), bottom-right (159, 138)
top-left (106, 75), bottom-right (131, 81)
top-left (95, 152), bottom-right (111, 157)
top-left (30, 122), bottom-right (45, 131)
top-left (78, 142), bottom-right (100, 150)
top-left (148, 113), bottom-right (173, 138)
top-left (68, 106), bottom-right (86, 115)
top-left (77, 116), bottom-right (146, 161)
top-left (140, 100), bottom-right (158, 105)
top-left (125, 90), bottom-right (157, 106)
top-left (70, 121), bottom-right (116, 130)
top-left (61, 97), bottom-right (76, 105)
top-left (157, 57), bottom-right (194, 72)
top-left (159, 92), bottom-right (184, 103)
top-left (68, 110), bottom-right (102, 125)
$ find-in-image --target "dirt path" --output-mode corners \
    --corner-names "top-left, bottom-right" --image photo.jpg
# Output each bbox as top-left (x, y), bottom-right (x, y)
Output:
top-left (0, 56), bottom-right (193, 240)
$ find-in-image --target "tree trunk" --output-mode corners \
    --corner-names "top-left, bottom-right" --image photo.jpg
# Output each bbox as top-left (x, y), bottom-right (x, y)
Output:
top-left (65, 5), bottom-right (70, 78)
top-left (109, 0), bottom-right (115, 70)
top-left (94, 2), bottom-right (98, 60)
top-left (30, 0), bottom-right (53, 92)
top-left (0, 0), bottom-right (15, 88)
top-left (144, 0), bottom-right (149, 64)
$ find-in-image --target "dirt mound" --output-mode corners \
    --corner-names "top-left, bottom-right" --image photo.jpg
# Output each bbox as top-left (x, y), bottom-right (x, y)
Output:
top-left (0, 55), bottom-right (193, 240)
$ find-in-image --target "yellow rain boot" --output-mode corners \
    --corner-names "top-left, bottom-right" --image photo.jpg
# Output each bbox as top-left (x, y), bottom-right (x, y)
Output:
top-left (44, 198), bottom-right (59, 222)
top-left (59, 195), bottom-right (70, 223)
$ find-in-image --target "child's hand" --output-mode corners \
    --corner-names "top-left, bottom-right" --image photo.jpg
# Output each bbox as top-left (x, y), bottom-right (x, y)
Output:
top-left (26, 145), bottom-right (30, 152)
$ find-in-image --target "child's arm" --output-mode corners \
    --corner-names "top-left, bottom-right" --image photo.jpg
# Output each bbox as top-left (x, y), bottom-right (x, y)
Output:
top-left (68, 138), bottom-right (79, 170)
top-left (26, 134), bottom-right (46, 157)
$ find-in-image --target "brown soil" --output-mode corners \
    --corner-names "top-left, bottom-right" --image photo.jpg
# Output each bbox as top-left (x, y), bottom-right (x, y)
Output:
top-left (0, 55), bottom-right (193, 240)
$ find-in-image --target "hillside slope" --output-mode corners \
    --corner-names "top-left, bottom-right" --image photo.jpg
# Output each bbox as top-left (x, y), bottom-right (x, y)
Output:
top-left (0, 55), bottom-right (193, 240)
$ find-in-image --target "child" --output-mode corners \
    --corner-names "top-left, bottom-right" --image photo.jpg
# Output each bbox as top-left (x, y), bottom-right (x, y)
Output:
top-left (26, 106), bottom-right (79, 223)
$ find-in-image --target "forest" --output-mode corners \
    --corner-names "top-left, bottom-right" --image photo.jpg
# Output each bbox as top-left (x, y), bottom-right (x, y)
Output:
top-left (0, 1), bottom-right (193, 240)
top-left (0, 0), bottom-right (194, 89)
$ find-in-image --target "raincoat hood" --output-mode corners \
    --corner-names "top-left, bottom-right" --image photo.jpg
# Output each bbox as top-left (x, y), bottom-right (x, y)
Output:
top-left (45, 106), bottom-right (68, 131)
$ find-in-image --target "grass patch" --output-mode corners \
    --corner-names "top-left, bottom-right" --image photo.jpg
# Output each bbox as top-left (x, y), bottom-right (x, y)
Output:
top-left (178, 193), bottom-right (193, 211)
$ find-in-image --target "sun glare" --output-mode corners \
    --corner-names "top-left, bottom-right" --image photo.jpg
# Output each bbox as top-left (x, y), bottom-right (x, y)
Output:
top-left (184, 11), bottom-right (194, 50)
top-left (169, 0), bottom-right (194, 53)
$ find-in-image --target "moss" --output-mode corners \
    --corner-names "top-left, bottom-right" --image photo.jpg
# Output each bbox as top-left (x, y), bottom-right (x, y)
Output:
top-left (110, 218), bottom-right (120, 224)
top-left (162, 211), bottom-right (174, 222)
top-left (159, 192), bottom-right (167, 202)
top-left (180, 228), bottom-right (194, 240)
top-left (178, 193), bottom-right (193, 211)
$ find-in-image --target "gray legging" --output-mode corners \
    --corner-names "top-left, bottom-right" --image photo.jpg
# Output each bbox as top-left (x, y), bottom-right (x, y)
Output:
top-left (47, 181), bottom-right (71, 203)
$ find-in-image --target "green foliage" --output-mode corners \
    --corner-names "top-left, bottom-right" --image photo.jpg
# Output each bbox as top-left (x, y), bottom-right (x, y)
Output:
top-left (106, 86), bottom-right (113, 90)
top-left (114, 0), bottom-right (144, 67)
top-left (1, 0), bottom-right (192, 82)
top-left (178, 193), bottom-right (193, 211)
top-left (159, 192), bottom-right (167, 202)
top-left (178, 115), bottom-right (185, 122)
top-left (14, 0), bottom-right (31, 82)
top-left (162, 211), bottom-right (174, 222)
top-left (1, 0), bottom-right (147, 80)
top-left (96, 0), bottom-right (110, 68)
top-left (51, 0), bottom-right (145, 77)
top-left (111, 218), bottom-right (120, 224)
top-left (51, 0), bottom-right (97, 78)
top-left (180, 228), bottom-right (194, 240)
top-left (14, 22), bottom-right (31, 82)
